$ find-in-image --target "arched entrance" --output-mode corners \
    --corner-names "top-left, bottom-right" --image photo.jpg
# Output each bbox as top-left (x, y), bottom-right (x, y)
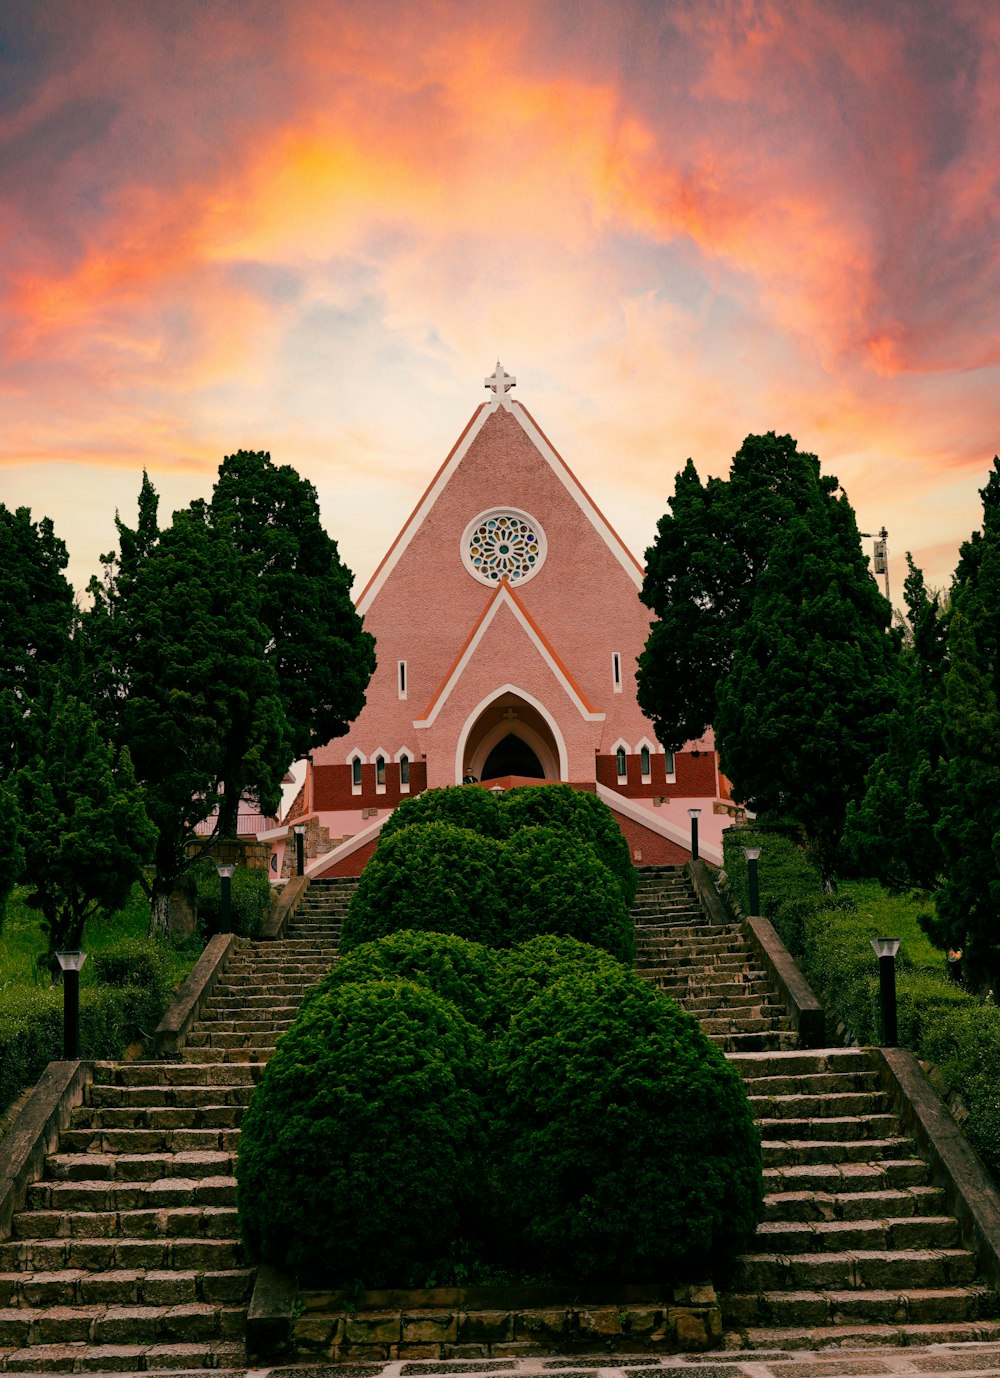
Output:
top-left (457, 688), bottom-right (564, 783)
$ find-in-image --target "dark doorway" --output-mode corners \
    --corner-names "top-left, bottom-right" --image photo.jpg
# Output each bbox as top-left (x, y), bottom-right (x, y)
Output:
top-left (481, 734), bottom-right (545, 781)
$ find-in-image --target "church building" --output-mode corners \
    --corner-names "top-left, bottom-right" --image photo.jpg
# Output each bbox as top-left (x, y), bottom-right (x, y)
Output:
top-left (269, 365), bottom-right (733, 877)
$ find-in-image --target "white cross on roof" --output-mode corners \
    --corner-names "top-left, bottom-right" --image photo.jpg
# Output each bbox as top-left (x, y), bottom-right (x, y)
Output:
top-left (485, 361), bottom-right (516, 402)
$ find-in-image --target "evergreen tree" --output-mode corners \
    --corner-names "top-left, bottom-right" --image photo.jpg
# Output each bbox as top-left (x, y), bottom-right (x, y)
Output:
top-left (933, 458), bottom-right (1000, 985)
top-left (638, 434), bottom-right (841, 750)
top-left (0, 505), bottom-right (75, 775)
top-left (209, 450), bottom-right (375, 829)
top-left (15, 689), bottom-right (156, 969)
top-left (841, 556), bottom-right (948, 890)
top-left (716, 493), bottom-right (900, 882)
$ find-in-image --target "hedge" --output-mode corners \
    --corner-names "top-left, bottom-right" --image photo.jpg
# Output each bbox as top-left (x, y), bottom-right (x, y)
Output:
top-left (237, 977), bottom-right (489, 1284)
top-left (722, 825), bottom-right (1000, 1186)
top-left (378, 784), bottom-right (509, 842)
top-left (238, 930), bottom-right (764, 1287)
top-left (340, 824), bottom-right (504, 951)
top-left (503, 784), bottom-right (638, 904)
top-left (503, 827), bottom-right (634, 962)
top-left (491, 963), bottom-right (763, 1282)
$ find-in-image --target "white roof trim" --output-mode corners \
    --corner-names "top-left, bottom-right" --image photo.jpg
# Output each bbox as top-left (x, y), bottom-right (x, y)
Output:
top-left (413, 585), bottom-right (605, 728)
top-left (357, 398), bottom-right (643, 615)
top-left (596, 783), bottom-right (724, 866)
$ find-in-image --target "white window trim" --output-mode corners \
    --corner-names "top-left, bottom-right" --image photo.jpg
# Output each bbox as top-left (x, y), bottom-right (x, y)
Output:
top-left (347, 748), bottom-right (366, 796)
top-left (611, 737), bottom-right (630, 784)
top-left (397, 660), bottom-right (408, 701)
top-left (394, 746), bottom-right (415, 794)
top-left (612, 651), bottom-right (623, 694)
top-left (372, 747), bottom-right (390, 796)
top-left (664, 748), bottom-right (677, 783)
top-left (636, 736), bottom-right (656, 785)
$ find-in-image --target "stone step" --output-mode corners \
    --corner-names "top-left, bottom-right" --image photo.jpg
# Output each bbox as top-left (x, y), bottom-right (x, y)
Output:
top-left (180, 1047), bottom-right (274, 1065)
top-left (754, 1216), bottom-right (962, 1252)
top-left (763, 1185), bottom-right (947, 1223)
top-left (0, 1239), bottom-right (245, 1274)
top-left (183, 1031), bottom-right (288, 1049)
top-left (731, 1247), bottom-right (979, 1292)
top-left (45, 1153), bottom-right (234, 1184)
top-left (28, 1178), bottom-right (237, 1213)
top-left (757, 1114), bottom-right (901, 1143)
top-left (700, 1015), bottom-right (796, 1036)
top-left (0, 1301), bottom-right (246, 1346)
top-left (721, 1284), bottom-right (999, 1328)
top-left (86, 1086), bottom-right (254, 1110)
top-left (0, 1266), bottom-right (253, 1306)
top-left (12, 1205), bottom-right (239, 1241)
top-left (750, 1092), bottom-right (891, 1119)
top-left (90, 1064), bottom-right (261, 1088)
top-left (762, 1135), bottom-right (913, 1165)
top-left (193, 1016), bottom-right (295, 1032)
top-left (763, 1160), bottom-right (929, 1195)
top-left (72, 1105), bottom-right (247, 1132)
top-left (708, 1030), bottom-right (800, 1052)
top-left (0, 1337), bottom-right (246, 1371)
top-left (59, 1128), bottom-right (241, 1156)
top-left (728, 1049), bottom-right (876, 1076)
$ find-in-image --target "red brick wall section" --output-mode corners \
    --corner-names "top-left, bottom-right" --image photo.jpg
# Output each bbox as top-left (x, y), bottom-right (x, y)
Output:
top-left (312, 761), bottom-right (428, 810)
top-left (595, 750), bottom-right (718, 799)
top-left (316, 836), bottom-right (379, 878)
top-left (614, 813), bottom-right (691, 866)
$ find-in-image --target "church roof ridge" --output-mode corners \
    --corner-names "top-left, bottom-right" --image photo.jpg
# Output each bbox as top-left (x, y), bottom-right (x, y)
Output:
top-left (414, 578), bottom-right (603, 729)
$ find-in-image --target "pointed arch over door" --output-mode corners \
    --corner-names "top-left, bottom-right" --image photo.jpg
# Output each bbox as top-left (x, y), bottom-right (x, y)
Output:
top-left (455, 685), bottom-right (567, 784)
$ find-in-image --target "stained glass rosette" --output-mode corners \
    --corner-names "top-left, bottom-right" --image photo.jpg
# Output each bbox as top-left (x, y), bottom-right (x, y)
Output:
top-left (467, 513), bottom-right (543, 584)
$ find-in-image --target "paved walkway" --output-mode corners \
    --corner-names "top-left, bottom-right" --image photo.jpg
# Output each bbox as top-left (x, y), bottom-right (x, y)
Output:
top-left (188, 1340), bottom-right (1000, 1378)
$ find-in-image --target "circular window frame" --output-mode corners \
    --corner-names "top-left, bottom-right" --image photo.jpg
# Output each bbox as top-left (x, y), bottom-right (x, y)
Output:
top-left (460, 507), bottom-right (548, 588)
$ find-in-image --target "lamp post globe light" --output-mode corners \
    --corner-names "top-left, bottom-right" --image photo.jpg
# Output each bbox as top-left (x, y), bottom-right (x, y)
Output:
top-left (56, 951), bottom-right (88, 1061)
top-left (743, 846), bottom-right (762, 916)
top-left (216, 862), bottom-right (236, 934)
top-left (292, 823), bottom-right (306, 878)
top-left (688, 808), bottom-right (701, 862)
top-left (871, 937), bottom-right (901, 1047)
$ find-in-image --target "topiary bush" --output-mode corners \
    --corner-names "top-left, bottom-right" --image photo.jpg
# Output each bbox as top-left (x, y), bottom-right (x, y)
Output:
top-left (493, 933), bottom-right (629, 1021)
top-left (378, 785), bottom-right (509, 843)
top-left (341, 823), bottom-right (504, 951)
top-left (503, 827), bottom-right (634, 962)
top-left (503, 784), bottom-right (637, 904)
top-left (304, 929), bottom-right (499, 1029)
top-left (490, 962), bottom-right (763, 1283)
top-left (237, 977), bottom-right (489, 1285)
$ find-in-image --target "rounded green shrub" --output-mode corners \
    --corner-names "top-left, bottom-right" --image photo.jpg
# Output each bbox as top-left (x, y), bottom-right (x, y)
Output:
top-left (341, 823), bottom-right (504, 951)
top-left (378, 785), bottom-right (509, 843)
top-left (503, 827), bottom-right (635, 962)
top-left (490, 965), bottom-right (763, 1283)
top-left (306, 929), bottom-right (498, 1029)
top-left (502, 785), bottom-right (637, 904)
top-left (237, 978), bottom-right (488, 1284)
top-left (495, 933), bottom-right (629, 1022)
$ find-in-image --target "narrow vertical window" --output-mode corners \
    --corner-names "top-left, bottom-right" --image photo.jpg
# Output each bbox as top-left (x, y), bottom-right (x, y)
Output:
top-left (664, 750), bottom-right (676, 777)
top-left (612, 652), bottom-right (622, 694)
top-left (351, 758), bottom-right (362, 789)
top-left (640, 745), bottom-right (651, 778)
top-left (399, 754), bottom-right (410, 787)
top-left (398, 660), bottom-right (407, 700)
top-left (616, 746), bottom-right (627, 780)
top-left (376, 755), bottom-right (386, 787)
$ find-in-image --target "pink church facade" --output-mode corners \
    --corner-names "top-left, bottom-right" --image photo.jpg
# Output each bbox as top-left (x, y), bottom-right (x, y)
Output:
top-left (267, 366), bottom-right (735, 878)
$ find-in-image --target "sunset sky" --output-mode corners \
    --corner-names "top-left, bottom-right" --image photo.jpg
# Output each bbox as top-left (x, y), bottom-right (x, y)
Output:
top-left (2, 0), bottom-right (998, 603)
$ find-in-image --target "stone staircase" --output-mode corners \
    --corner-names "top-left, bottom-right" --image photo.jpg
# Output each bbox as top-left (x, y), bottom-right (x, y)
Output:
top-left (0, 882), bottom-right (354, 1373)
top-left (633, 865), bottom-right (1000, 1352)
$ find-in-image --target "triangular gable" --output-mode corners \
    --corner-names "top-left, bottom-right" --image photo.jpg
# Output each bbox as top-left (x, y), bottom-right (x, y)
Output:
top-left (413, 579), bottom-right (605, 728)
top-left (356, 395), bottom-right (643, 616)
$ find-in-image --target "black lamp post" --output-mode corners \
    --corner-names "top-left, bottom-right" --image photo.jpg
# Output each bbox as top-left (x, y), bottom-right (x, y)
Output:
top-left (293, 823), bottom-right (306, 878)
top-left (217, 862), bottom-right (235, 933)
top-left (56, 951), bottom-right (87, 1060)
top-left (688, 808), bottom-right (701, 862)
top-left (870, 937), bottom-right (901, 1046)
top-left (744, 846), bottom-right (761, 916)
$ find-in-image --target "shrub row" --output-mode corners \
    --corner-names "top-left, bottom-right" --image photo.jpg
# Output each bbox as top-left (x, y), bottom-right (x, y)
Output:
top-left (0, 939), bottom-right (170, 1113)
top-left (722, 826), bottom-right (1000, 1180)
top-left (191, 859), bottom-right (271, 940)
top-left (238, 930), bottom-right (763, 1289)
top-left (343, 785), bottom-right (637, 962)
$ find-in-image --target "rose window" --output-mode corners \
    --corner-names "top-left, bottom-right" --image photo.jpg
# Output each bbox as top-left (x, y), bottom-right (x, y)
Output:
top-left (462, 510), bottom-right (546, 586)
